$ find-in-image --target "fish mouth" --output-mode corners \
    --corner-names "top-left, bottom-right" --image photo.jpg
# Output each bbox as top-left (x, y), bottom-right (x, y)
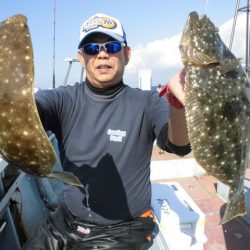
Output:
top-left (188, 11), bottom-right (200, 23)
top-left (180, 11), bottom-right (222, 66)
top-left (188, 12), bottom-right (209, 29)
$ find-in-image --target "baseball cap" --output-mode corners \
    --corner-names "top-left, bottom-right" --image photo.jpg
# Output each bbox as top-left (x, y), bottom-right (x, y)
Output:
top-left (78, 13), bottom-right (127, 49)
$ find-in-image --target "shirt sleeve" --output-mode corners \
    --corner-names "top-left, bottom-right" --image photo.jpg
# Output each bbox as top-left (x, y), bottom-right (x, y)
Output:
top-left (145, 91), bottom-right (191, 156)
top-left (145, 91), bottom-right (169, 139)
top-left (35, 89), bottom-right (62, 139)
top-left (156, 123), bottom-right (191, 156)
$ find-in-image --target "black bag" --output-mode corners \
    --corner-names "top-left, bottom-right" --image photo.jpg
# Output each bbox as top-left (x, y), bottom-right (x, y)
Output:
top-left (22, 203), bottom-right (155, 250)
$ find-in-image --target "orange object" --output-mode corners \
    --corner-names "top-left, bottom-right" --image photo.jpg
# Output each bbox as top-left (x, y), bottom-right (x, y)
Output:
top-left (139, 209), bottom-right (154, 219)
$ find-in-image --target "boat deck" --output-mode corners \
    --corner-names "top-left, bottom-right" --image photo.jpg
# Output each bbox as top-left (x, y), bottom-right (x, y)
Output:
top-left (151, 146), bottom-right (250, 250)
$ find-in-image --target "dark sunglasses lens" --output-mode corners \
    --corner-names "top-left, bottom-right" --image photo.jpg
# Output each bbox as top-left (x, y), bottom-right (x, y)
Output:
top-left (83, 42), bottom-right (123, 55)
top-left (83, 44), bottom-right (99, 55)
top-left (105, 42), bottom-right (122, 53)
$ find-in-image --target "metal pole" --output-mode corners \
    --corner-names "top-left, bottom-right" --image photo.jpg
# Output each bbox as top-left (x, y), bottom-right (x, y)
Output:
top-left (80, 67), bottom-right (84, 83)
top-left (247, 0), bottom-right (250, 75)
top-left (229, 0), bottom-right (240, 50)
top-left (63, 58), bottom-right (80, 85)
top-left (64, 62), bottom-right (73, 85)
top-left (52, 0), bottom-right (56, 88)
top-left (246, 0), bottom-right (250, 75)
top-left (230, 0), bottom-right (250, 76)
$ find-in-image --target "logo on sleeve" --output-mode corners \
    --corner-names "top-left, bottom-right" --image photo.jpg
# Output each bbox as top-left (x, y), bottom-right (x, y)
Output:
top-left (107, 129), bottom-right (126, 142)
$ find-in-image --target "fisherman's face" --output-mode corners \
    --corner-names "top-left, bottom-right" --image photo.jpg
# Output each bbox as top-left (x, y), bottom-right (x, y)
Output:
top-left (78, 33), bottom-right (131, 88)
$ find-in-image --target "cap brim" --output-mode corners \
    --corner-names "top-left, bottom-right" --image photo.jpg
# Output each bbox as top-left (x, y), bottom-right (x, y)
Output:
top-left (78, 30), bottom-right (126, 49)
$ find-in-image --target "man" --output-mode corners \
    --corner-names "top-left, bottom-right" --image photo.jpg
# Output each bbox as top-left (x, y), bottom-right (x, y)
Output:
top-left (23, 13), bottom-right (190, 250)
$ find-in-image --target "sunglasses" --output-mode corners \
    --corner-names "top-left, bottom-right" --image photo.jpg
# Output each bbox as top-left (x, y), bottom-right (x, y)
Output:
top-left (81, 41), bottom-right (126, 56)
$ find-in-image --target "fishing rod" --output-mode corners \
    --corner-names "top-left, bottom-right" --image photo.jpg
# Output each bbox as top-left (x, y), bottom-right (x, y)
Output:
top-left (52, 0), bottom-right (56, 88)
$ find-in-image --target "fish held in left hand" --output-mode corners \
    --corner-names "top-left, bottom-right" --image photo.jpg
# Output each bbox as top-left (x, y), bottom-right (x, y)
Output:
top-left (0, 14), bottom-right (83, 187)
top-left (180, 11), bottom-right (250, 224)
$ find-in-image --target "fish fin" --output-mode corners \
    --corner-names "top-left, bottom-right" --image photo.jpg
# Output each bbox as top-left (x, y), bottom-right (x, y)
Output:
top-left (195, 52), bottom-right (220, 65)
top-left (47, 171), bottom-right (83, 187)
top-left (220, 190), bottom-right (246, 224)
top-left (220, 58), bottom-right (241, 74)
top-left (183, 48), bottom-right (220, 66)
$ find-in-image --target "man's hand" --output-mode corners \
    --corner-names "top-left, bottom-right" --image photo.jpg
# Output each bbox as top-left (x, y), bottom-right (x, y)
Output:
top-left (167, 69), bottom-right (185, 106)
top-left (160, 69), bottom-right (189, 147)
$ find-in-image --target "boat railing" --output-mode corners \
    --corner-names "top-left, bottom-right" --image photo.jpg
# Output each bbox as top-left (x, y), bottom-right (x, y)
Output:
top-left (0, 133), bottom-right (63, 250)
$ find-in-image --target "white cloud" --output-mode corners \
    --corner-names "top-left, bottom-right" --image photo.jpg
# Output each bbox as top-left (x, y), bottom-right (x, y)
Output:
top-left (124, 13), bottom-right (247, 87)
top-left (126, 34), bottom-right (182, 74)
top-left (219, 14), bottom-right (246, 61)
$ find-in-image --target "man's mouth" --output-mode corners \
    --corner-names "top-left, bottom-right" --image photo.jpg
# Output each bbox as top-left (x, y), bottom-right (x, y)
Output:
top-left (97, 64), bottom-right (112, 69)
top-left (96, 64), bottom-right (112, 73)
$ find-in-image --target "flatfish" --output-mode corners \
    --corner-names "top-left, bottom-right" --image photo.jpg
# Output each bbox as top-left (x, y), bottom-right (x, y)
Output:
top-left (0, 14), bottom-right (82, 187)
top-left (179, 11), bottom-right (250, 224)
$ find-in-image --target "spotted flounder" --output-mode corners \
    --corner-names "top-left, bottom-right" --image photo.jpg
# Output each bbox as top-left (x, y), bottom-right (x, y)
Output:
top-left (180, 11), bottom-right (250, 224)
top-left (0, 15), bottom-right (82, 187)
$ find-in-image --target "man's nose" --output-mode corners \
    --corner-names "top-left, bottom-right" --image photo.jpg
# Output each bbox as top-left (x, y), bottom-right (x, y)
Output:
top-left (97, 46), bottom-right (109, 57)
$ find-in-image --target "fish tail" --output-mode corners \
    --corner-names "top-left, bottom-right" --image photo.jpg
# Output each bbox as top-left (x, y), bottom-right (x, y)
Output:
top-left (220, 190), bottom-right (246, 224)
top-left (47, 170), bottom-right (83, 187)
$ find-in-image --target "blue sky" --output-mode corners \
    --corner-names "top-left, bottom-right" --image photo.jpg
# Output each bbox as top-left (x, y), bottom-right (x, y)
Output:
top-left (1, 1), bottom-right (241, 89)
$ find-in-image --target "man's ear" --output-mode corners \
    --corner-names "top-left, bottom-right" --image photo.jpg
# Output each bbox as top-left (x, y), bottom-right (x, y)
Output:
top-left (77, 51), bottom-right (86, 68)
top-left (124, 46), bottom-right (131, 65)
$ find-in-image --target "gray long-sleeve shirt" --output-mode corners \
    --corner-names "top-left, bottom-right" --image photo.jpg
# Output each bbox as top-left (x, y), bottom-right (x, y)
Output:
top-left (35, 81), bottom-right (169, 224)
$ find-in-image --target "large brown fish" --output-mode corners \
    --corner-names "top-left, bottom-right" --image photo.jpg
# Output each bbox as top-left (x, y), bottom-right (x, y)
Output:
top-left (0, 14), bottom-right (82, 187)
top-left (180, 11), bottom-right (250, 224)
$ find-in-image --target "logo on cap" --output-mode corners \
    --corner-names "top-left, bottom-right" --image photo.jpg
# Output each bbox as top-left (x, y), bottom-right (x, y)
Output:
top-left (83, 17), bottom-right (117, 33)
